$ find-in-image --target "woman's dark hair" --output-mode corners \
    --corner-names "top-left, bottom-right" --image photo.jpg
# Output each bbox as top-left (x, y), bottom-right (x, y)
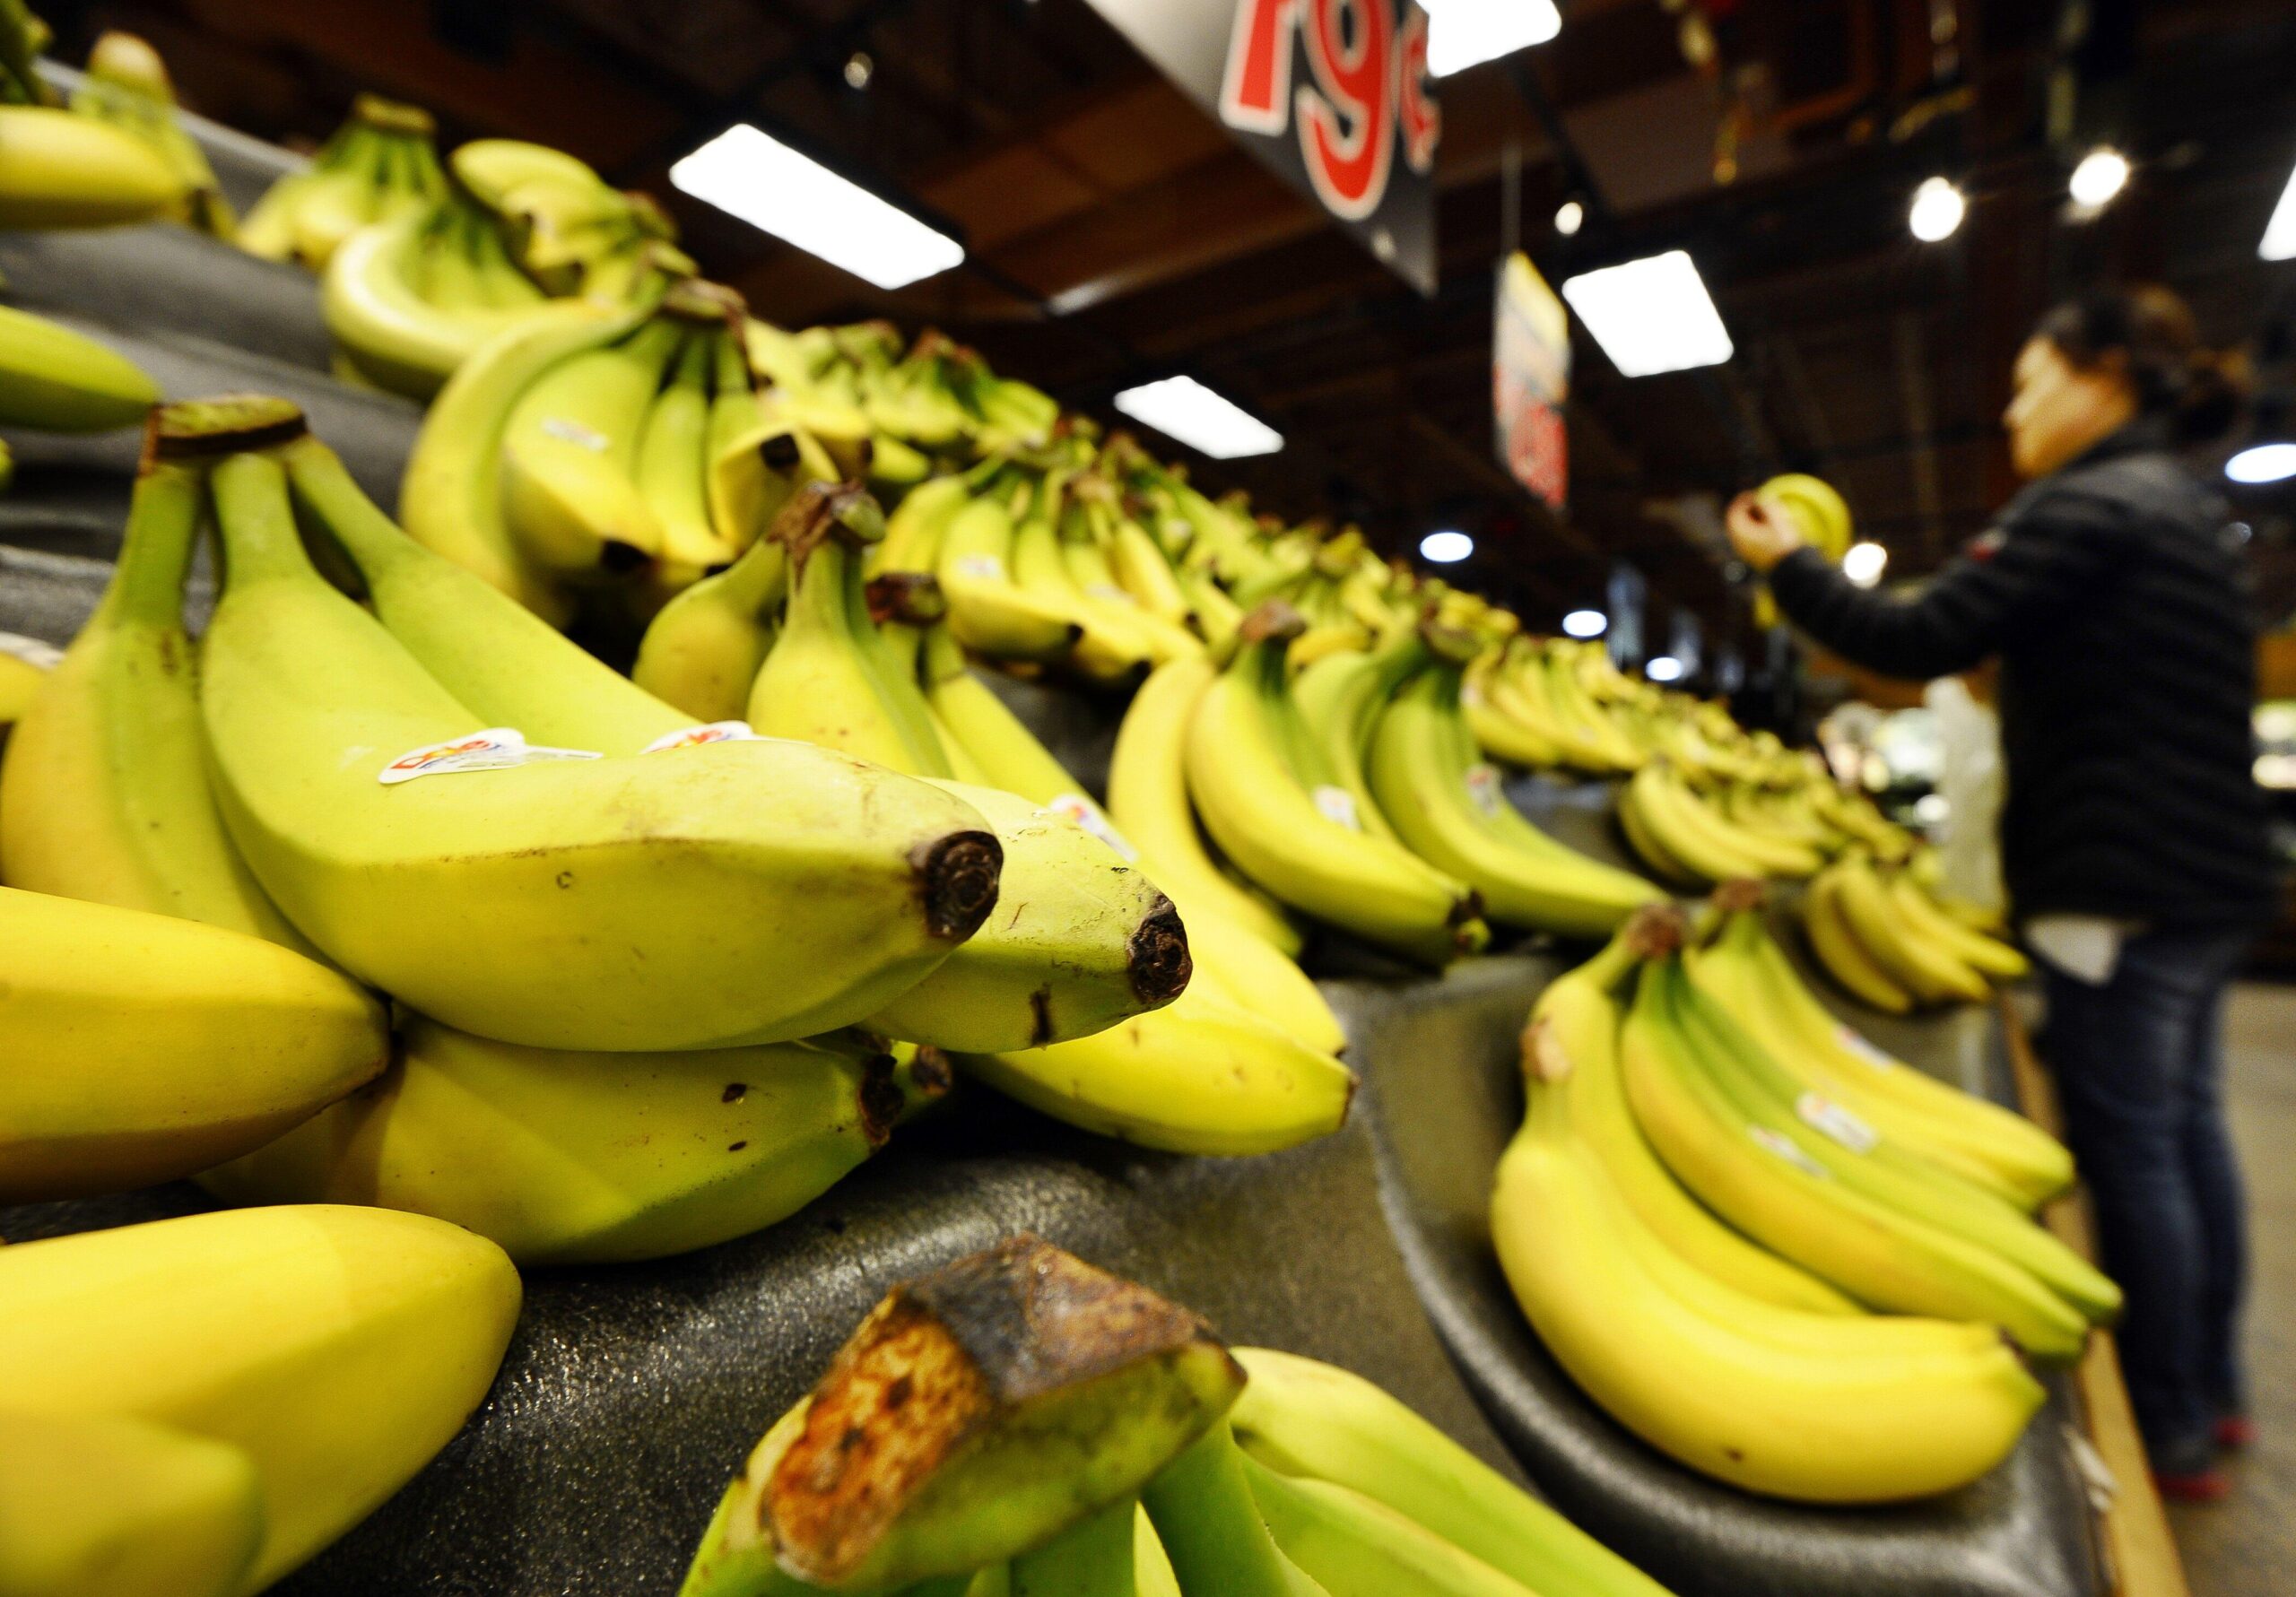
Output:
top-left (2033, 284), bottom-right (2251, 443)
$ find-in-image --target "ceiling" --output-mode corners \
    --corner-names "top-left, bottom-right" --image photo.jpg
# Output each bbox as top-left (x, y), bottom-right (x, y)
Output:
top-left (43, 0), bottom-right (2296, 670)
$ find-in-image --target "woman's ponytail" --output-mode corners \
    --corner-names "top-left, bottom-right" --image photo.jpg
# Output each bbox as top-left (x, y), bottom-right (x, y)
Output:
top-left (2033, 284), bottom-right (2252, 444)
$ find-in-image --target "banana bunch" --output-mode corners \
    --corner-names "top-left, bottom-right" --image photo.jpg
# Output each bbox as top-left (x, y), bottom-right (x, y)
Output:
top-left (236, 93), bottom-right (443, 268)
top-left (65, 30), bottom-right (233, 237)
top-left (0, 0), bottom-right (188, 229)
top-left (1617, 759), bottom-right (1824, 889)
top-left (1799, 846), bottom-right (2028, 1011)
top-left (683, 1236), bottom-right (1678, 1597)
top-left (1492, 907), bottom-right (2106, 1502)
top-left (0, 1204), bottom-right (520, 1596)
top-left (454, 136), bottom-right (694, 304)
top-left (402, 281), bottom-right (822, 623)
top-left (0, 302), bottom-right (160, 431)
top-left (1463, 636), bottom-right (1647, 774)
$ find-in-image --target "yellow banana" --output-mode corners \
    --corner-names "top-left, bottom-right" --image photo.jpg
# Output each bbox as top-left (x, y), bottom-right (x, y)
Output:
top-left (0, 1205), bottom-right (520, 1593)
top-left (0, 304), bottom-right (157, 430)
top-left (0, 1411), bottom-right (261, 1597)
top-left (936, 488), bottom-right (1083, 661)
top-left (0, 104), bottom-right (186, 227)
top-left (1799, 862), bottom-right (1918, 1012)
top-left (321, 207), bottom-right (549, 401)
top-left (1831, 851), bottom-right (1990, 1003)
top-left (637, 323), bottom-right (737, 583)
top-left (631, 530), bottom-right (787, 722)
top-left (1885, 870), bottom-right (2029, 978)
top-left (499, 311), bottom-right (681, 574)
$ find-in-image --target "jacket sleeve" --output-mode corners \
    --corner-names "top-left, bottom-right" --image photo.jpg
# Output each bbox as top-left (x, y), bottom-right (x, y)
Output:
top-left (1767, 496), bottom-right (2129, 681)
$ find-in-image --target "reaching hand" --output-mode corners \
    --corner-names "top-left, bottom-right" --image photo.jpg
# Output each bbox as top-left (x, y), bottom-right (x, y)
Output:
top-left (1726, 490), bottom-right (1806, 574)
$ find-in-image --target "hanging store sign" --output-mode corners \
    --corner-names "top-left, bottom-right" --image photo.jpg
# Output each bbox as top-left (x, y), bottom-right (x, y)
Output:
top-left (1082, 0), bottom-right (1440, 293)
top-left (1492, 249), bottom-right (1569, 509)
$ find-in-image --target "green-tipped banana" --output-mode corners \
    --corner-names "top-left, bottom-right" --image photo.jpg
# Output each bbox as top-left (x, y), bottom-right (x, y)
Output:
top-left (1141, 1424), bottom-right (1329, 1597)
top-left (0, 304), bottom-right (158, 430)
top-left (0, 104), bottom-right (187, 227)
top-left (633, 529), bottom-right (787, 722)
top-left (1242, 1454), bottom-right (1536, 1597)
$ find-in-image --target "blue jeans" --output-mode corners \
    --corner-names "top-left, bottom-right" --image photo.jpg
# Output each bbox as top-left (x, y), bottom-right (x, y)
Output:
top-left (2038, 924), bottom-right (2254, 1472)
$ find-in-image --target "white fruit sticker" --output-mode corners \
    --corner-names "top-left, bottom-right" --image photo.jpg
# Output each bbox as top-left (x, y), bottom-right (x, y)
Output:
top-left (952, 554), bottom-right (1005, 580)
top-left (539, 417), bottom-right (610, 451)
top-left (1749, 1125), bottom-right (1832, 1177)
top-left (1796, 1091), bottom-right (1879, 1153)
top-left (0, 631), bottom-right (62, 669)
top-left (1464, 763), bottom-right (1505, 818)
top-left (1085, 583), bottom-right (1136, 606)
top-left (1312, 784), bottom-right (1361, 830)
top-left (1461, 680), bottom-right (1485, 707)
top-left (378, 728), bottom-right (601, 785)
top-left (642, 721), bottom-right (761, 753)
top-left (1833, 1023), bottom-right (1903, 1073)
top-left (1041, 793), bottom-right (1139, 861)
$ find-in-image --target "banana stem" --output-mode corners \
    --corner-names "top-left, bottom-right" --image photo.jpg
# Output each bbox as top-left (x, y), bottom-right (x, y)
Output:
top-left (209, 451), bottom-right (317, 588)
top-left (100, 458), bottom-right (206, 629)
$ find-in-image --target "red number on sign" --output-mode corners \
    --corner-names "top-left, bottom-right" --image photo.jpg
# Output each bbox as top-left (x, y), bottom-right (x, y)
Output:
top-left (1220, 0), bottom-right (1300, 135)
top-left (1296, 0), bottom-right (1395, 221)
top-left (1396, 6), bottom-right (1439, 174)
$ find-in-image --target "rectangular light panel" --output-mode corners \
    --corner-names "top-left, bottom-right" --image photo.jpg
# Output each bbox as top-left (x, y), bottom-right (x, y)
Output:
top-left (670, 123), bottom-right (965, 291)
top-left (2262, 158), bottom-right (2296, 261)
top-left (1113, 376), bottom-right (1283, 459)
top-left (1560, 249), bottom-right (1735, 378)
top-left (1424, 0), bottom-right (1563, 77)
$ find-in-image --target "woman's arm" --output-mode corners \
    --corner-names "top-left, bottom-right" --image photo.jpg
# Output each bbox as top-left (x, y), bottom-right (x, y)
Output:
top-left (1766, 499), bottom-right (2129, 681)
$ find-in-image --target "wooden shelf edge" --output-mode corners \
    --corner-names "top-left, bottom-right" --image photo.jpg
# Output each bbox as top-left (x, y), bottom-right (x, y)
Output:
top-left (1999, 995), bottom-right (2194, 1597)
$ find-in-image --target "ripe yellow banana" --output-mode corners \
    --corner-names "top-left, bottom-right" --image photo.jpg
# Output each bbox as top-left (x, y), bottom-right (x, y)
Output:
top-left (637, 323), bottom-right (738, 583)
top-left (1831, 851), bottom-right (1990, 1003)
top-left (1109, 655), bottom-right (1302, 957)
top-left (0, 886), bottom-right (386, 1202)
top-left (631, 530), bottom-right (787, 722)
top-left (0, 104), bottom-right (186, 227)
top-left (1885, 870), bottom-right (2029, 978)
top-left (0, 1411), bottom-right (261, 1597)
top-left (202, 1016), bottom-right (913, 1265)
top-left (1521, 926), bottom-right (1856, 1313)
top-left (322, 200), bottom-right (549, 400)
top-left (0, 445), bottom-right (313, 950)
top-left (1186, 611), bottom-right (1480, 966)
top-left (1291, 629), bottom-right (1419, 846)
top-left (1620, 763), bottom-right (1767, 885)
top-left (400, 299), bottom-right (651, 622)
top-left (0, 304), bottom-right (157, 430)
top-left (956, 982), bottom-right (1353, 1156)
top-left (1799, 862), bottom-right (1917, 1012)
top-left (201, 426), bottom-right (1000, 1051)
top-left (935, 488), bottom-right (1083, 662)
top-left (499, 311), bottom-right (681, 574)
top-left (0, 1205), bottom-right (520, 1593)
top-left (1492, 1075), bottom-right (2043, 1502)
top-left (1462, 651), bottom-right (1567, 769)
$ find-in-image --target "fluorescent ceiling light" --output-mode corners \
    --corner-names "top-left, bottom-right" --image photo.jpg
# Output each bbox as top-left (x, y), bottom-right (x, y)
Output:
top-left (670, 123), bottom-right (963, 291)
top-left (1909, 177), bottom-right (1965, 242)
top-left (1645, 655), bottom-right (1683, 682)
top-left (1842, 540), bottom-right (1889, 586)
top-left (1560, 249), bottom-right (1734, 378)
top-left (1554, 199), bottom-right (1585, 237)
top-left (2264, 159), bottom-right (2296, 260)
top-left (1562, 608), bottom-right (1606, 638)
top-left (2068, 147), bottom-right (2130, 210)
top-left (1113, 376), bottom-right (1283, 459)
top-left (2226, 442), bottom-right (2296, 484)
top-left (1424, 0), bottom-right (1561, 77)
top-left (1421, 530), bottom-right (1474, 563)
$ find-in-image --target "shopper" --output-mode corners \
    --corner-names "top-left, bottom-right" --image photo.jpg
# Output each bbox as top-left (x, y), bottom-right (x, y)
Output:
top-left (1725, 284), bottom-right (2275, 1499)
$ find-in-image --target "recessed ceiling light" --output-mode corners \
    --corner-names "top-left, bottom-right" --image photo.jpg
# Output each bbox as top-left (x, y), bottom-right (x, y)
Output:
top-left (1562, 608), bottom-right (1606, 638)
top-left (1554, 199), bottom-right (1585, 237)
top-left (1645, 655), bottom-right (1683, 682)
top-left (1421, 530), bottom-right (1474, 563)
top-left (2226, 442), bottom-right (2296, 484)
top-left (671, 124), bottom-right (963, 291)
top-left (1560, 250), bottom-right (1734, 378)
top-left (1112, 376), bottom-right (1283, 460)
top-left (1842, 541), bottom-right (1889, 586)
top-left (2069, 147), bottom-right (2131, 210)
top-left (843, 52), bottom-right (874, 90)
top-left (1423, 0), bottom-right (1562, 77)
top-left (1909, 176), bottom-right (1965, 242)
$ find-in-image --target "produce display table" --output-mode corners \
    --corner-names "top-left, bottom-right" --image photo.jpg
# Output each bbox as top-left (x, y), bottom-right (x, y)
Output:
top-left (0, 213), bottom-right (2145, 1597)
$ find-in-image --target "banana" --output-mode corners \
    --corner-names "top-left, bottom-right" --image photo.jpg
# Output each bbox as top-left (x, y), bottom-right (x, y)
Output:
top-left (1690, 906), bottom-right (2073, 1208)
top-left (1068, 496), bottom-right (1200, 664)
top-left (1186, 608), bottom-right (1481, 966)
top-left (1462, 652), bottom-right (1566, 769)
top-left (632, 529), bottom-right (787, 721)
top-left (0, 1205), bottom-right (520, 1593)
top-left (1492, 1065), bottom-right (2045, 1502)
top-left (956, 982), bottom-right (1353, 1157)
top-left (1620, 764), bottom-right (1761, 885)
top-left (1622, 960), bottom-right (2088, 1360)
top-left (70, 30), bottom-right (237, 239)
top-left (0, 441), bottom-right (313, 950)
top-left (322, 206), bottom-right (552, 401)
top-left (1885, 870), bottom-right (2030, 978)
top-left (874, 471), bottom-right (975, 576)
top-left (1665, 765), bottom-right (1823, 877)
top-left (1291, 629), bottom-right (1421, 846)
top-left (400, 299), bottom-right (652, 622)
top-left (0, 886), bottom-right (386, 1202)
top-left (1011, 477), bottom-right (1146, 682)
top-left (1669, 972), bottom-right (2118, 1323)
top-left (0, 105), bottom-right (186, 227)
top-left (1242, 1454), bottom-right (1535, 1597)
top-left (1613, 774), bottom-right (1706, 890)
top-left (1011, 1498), bottom-right (1139, 1597)
top-left (870, 782), bottom-right (1190, 1053)
top-left (202, 1017), bottom-right (913, 1265)
top-left (1109, 505), bottom-right (1193, 628)
top-left (1228, 1349), bottom-right (1678, 1597)
top-left (284, 435), bottom-right (689, 756)
top-left (0, 1411), bottom-right (261, 1597)
top-left (1367, 653), bottom-right (1662, 938)
top-left (1109, 655), bottom-right (1302, 957)
top-left (0, 304), bottom-right (157, 430)
top-left (1143, 1424), bottom-right (1331, 1597)
top-left (1521, 925), bottom-right (1857, 1314)
top-left (705, 331), bottom-right (788, 555)
top-left (1799, 863), bottom-right (1917, 1012)
top-left (638, 324), bottom-right (738, 582)
top-left (1830, 851), bottom-right (1990, 1003)
top-left (499, 310), bottom-right (682, 574)
top-left (936, 487), bottom-right (1084, 662)
top-left (199, 421), bottom-right (1001, 1051)
top-left (0, 635), bottom-right (51, 725)
top-left (1178, 565), bottom-right (1243, 649)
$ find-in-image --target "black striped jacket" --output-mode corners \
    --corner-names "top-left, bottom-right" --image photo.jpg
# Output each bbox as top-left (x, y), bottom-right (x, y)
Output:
top-left (1770, 421), bottom-right (2276, 927)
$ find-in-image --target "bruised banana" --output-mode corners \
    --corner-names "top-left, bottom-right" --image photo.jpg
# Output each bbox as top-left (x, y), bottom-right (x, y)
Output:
top-left (200, 417), bottom-right (1000, 1052)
